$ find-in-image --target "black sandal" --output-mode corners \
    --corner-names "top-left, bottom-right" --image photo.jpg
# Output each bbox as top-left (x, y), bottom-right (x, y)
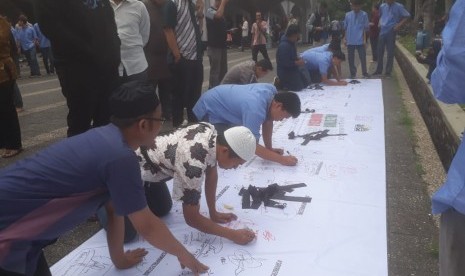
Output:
top-left (2, 148), bottom-right (23, 158)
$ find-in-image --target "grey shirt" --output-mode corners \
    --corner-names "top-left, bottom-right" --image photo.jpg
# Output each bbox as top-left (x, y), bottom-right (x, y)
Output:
top-left (221, 60), bottom-right (257, 84)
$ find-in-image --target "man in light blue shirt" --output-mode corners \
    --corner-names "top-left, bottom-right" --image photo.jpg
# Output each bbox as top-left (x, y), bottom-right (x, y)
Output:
top-left (372, 0), bottom-right (409, 77)
top-left (33, 23), bottom-right (55, 75)
top-left (430, 1), bottom-right (465, 275)
top-left (343, 0), bottom-right (369, 78)
top-left (301, 49), bottom-right (347, 86)
top-left (193, 83), bottom-right (301, 166)
top-left (17, 15), bottom-right (41, 77)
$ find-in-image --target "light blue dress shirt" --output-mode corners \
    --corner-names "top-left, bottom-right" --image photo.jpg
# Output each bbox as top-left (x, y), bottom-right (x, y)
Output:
top-left (379, 2), bottom-right (410, 35)
top-left (33, 23), bottom-right (51, 48)
top-left (192, 83), bottom-right (277, 140)
top-left (18, 25), bottom-right (37, 51)
top-left (309, 43), bottom-right (330, 53)
top-left (343, 10), bottom-right (369, 45)
top-left (431, 0), bottom-right (465, 215)
top-left (301, 50), bottom-right (333, 75)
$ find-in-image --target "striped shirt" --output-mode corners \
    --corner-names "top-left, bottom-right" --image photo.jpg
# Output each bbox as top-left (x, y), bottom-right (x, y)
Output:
top-left (173, 0), bottom-right (200, 60)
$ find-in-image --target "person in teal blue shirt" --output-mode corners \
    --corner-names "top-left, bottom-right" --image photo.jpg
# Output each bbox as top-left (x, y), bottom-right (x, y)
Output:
top-left (33, 23), bottom-right (55, 75)
top-left (430, 1), bottom-right (465, 275)
top-left (301, 49), bottom-right (347, 86)
top-left (371, 0), bottom-right (409, 77)
top-left (342, 0), bottom-right (369, 78)
top-left (17, 15), bottom-right (41, 77)
top-left (193, 83), bottom-right (301, 166)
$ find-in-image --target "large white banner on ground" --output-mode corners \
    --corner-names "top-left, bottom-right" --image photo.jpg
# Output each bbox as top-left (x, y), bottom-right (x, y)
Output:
top-left (51, 79), bottom-right (387, 276)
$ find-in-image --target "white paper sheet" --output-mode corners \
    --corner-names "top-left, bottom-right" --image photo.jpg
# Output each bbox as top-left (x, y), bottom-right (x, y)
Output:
top-left (51, 79), bottom-right (387, 276)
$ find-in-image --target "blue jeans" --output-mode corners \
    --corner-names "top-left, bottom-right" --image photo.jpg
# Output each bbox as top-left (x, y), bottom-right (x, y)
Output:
top-left (375, 30), bottom-right (396, 75)
top-left (347, 45), bottom-right (367, 77)
top-left (40, 47), bottom-right (55, 74)
top-left (24, 47), bottom-right (41, 76)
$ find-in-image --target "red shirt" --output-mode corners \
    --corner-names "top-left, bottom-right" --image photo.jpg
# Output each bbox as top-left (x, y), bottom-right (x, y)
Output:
top-left (369, 10), bottom-right (380, 39)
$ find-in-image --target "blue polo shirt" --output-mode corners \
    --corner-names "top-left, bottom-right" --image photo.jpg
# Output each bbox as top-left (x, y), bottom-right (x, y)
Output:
top-left (193, 83), bottom-right (277, 139)
top-left (33, 23), bottom-right (51, 48)
top-left (343, 10), bottom-right (369, 45)
top-left (17, 25), bottom-right (37, 51)
top-left (379, 2), bottom-right (410, 35)
top-left (431, 0), bottom-right (465, 216)
top-left (301, 50), bottom-right (333, 75)
top-left (310, 43), bottom-right (330, 52)
top-left (0, 124), bottom-right (146, 275)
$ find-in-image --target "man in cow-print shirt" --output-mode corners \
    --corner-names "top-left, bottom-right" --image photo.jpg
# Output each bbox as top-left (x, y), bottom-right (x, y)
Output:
top-left (138, 123), bottom-right (217, 203)
top-left (133, 123), bottom-right (257, 244)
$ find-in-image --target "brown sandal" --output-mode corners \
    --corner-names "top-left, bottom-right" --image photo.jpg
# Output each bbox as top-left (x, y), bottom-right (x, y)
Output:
top-left (2, 148), bottom-right (23, 158)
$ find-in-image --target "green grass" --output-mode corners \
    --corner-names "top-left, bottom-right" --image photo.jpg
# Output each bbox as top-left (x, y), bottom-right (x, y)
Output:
top-left (460, 104), bottom-right (465, 111)
top-left (398, 34), bottom-right (417, 56)
top-left (399, 103), bottom-right (414, 128)
top-left (429, 242), bottom-right (439, 259)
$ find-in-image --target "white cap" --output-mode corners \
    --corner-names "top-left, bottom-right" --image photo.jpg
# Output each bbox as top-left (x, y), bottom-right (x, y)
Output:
top-left (224, 126), bottom-right (257, 161)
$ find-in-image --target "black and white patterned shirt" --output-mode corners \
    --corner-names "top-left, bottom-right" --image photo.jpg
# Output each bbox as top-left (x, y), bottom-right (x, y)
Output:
top-left (136, 123), bottom-right (217, 204)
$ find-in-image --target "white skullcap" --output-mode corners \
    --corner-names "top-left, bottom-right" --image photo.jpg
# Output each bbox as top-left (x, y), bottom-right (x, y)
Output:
top-left (224, 126), bottom-right (257, 161)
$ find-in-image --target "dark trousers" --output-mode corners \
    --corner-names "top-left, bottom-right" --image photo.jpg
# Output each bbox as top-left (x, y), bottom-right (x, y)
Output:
top-left (347, 45), bottom-right (367, 77)
top-left (13, 83), bottom-right (23, 109)
top-left (375, 30), bottom-right (396, 75)
top-left (151, 77), bottom-right (173, 120)
top-left (171, 58), bottom-right (203, 127)
top-left (207, 47), bottom-right (227, 89)
top-left (120, 69), bottom-right (148, 84)
top-left (0, 251), bottom-right (51, 276)
top-left (23, 47), bottom-right (41, 76)
top-left (252, 44), bottom-right (270, 62)
top-left (279, 69), bottom-right (307, 91)
top-left (309, 69), bottom-right (322, 83)
top-left (307, 31), bottom-right (313, 45)
top-left (241, 36), bottom-right (248, 51)
top-left (55, 63), bottom-right (119, 137)
top-left (0, 80), bottom-right (22, 150)
top-left (40, 47), bottom-right (55, 74)
top-left (440, 208), bottom-right (465, 276)
top-left (370, 36), bottom-right (378, 62)
top-left (98, 181), bottom-right (173, 243)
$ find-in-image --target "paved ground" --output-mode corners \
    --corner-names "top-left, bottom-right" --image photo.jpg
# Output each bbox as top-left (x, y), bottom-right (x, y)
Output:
top-left (1, 44), bottom-right (443, 275)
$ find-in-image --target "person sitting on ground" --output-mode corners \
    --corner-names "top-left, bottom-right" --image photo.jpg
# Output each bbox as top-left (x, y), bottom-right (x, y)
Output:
top-left (0, 81), bottom-right (208, 275)
top-left (193, 83), bottom-right (301, 166)
top-left (276, 24), bottom-right (307, 91)
top-left (221, 59), bottom-right (272, 85)
top-left (101, 125), bottom-right (257, 266)
top-left (301, 49), bottom-right (348, 86)
top-left (415, 38), bottom-right (441, 81)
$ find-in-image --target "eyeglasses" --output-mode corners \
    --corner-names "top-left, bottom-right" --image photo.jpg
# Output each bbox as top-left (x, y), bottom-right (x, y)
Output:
top-left (142, 117), bottom-right (166, 125)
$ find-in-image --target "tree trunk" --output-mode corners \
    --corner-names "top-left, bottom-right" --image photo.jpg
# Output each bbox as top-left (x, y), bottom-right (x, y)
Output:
top-left (414, 0), bottom-right (423, 24)
top-left (444, 0), bottom-right (453, 16)
top-left (422, 0), bottom-right (435, 45)
top-left (405, 0), bottom-right (414, 15)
